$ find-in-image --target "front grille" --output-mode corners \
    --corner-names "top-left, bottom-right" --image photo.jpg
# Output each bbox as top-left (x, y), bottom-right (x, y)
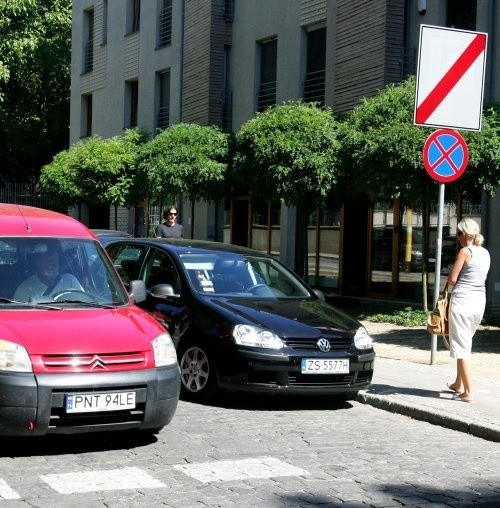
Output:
top-left (41, 352), bottom-right (146, 373)
top-left (284, 338), bottom-right (353, 351)
top-left (288, 373), bottom-right (354, 386)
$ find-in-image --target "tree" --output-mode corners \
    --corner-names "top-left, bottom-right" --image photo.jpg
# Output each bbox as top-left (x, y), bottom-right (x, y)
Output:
top-left (234, 101), bottom-right (338, 207)
top-left (337, 76), bottom-right (500, 307)
top-left (40, 130), bottom-right (149, 227)
top-left (234, 101), bottom-right (339, 275)
top-left (0, 0), bottom-right (72, 181)
top-left (138, 123), bottom-right (230, 202)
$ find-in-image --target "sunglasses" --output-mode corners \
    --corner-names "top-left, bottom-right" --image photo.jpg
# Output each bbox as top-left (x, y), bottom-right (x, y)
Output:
top-left (168, 212), bottom-right (178, 216)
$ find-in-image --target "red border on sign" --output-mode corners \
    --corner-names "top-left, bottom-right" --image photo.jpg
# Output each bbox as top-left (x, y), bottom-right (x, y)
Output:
top-left (423, 129), bottom-right (468, 183)
top-left (415, 34), bottom-right (487, 124)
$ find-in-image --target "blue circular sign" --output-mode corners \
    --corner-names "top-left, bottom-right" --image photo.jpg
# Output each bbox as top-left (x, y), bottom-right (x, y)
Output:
top-left (423, 129), bottom-right (468, 183)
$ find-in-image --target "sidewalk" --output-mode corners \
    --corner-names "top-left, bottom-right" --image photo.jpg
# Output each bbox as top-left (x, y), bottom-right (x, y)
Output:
top-left (356, 321), bottom-right (500, 442)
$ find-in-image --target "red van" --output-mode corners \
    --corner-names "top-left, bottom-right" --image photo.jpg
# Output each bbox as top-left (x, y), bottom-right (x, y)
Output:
top-left (0, 204), bottom-right (180, 436)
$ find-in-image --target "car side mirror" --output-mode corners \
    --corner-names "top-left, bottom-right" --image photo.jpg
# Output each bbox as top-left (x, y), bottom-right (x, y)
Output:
top-left (150, 283), bottom-right (176, 298)
top-left (313, 289), bottom-right (325, 301)
top-left (129, 279), bottom-right (147, 304)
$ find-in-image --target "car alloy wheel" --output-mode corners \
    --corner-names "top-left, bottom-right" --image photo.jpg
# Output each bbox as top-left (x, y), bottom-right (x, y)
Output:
top-left (178, 343), bottom-right (216, 401)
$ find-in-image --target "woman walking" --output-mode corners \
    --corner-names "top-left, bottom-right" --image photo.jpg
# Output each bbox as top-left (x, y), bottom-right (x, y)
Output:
top-left (447, 218), bottom-right (490, 403)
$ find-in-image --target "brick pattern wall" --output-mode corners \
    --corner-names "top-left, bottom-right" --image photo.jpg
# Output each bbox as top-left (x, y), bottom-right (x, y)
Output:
top-left (300, 0), bottom-right (326, 25)
top-left (333, 0), bottom-right (405, 113)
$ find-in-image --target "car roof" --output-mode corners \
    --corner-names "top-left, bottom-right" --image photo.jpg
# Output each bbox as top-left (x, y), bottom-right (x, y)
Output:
top-left (92, 229), bottom-right (133, 237)
top-left (0, 204), bottom-right (95, 238)
top-left (107, 237), bottom-right (274, 258)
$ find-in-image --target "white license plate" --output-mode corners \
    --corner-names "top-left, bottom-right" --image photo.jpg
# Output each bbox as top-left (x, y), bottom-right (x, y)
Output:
top-left (65, 391), bottom-right (136, 413)
top-left (301, 359), bottom-right (350, 374)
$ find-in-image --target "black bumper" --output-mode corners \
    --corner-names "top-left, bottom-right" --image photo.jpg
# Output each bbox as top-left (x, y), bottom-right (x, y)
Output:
top-left (0, 366), bottom-right (180, 436)
top-left (217, 348), bottom-right (375, 396)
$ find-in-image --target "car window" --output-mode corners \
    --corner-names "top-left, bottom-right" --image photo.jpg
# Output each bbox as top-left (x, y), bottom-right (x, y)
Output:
top-left (179, 252), bottom-right (311, 298)
top-left (107, 243), bottom-right (145, 285)
top-left (1, 238), bottom-right (128, 306)
top-left (144, 250), bottom-right (181, 294)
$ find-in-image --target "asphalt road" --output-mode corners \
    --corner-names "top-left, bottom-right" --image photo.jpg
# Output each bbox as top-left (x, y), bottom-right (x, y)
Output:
top-left (1, 394), bottom-right (499, 507)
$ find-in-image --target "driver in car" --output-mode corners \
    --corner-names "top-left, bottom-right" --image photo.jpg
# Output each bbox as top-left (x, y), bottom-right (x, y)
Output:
top-left (14, 247), bottom-right (83, 302)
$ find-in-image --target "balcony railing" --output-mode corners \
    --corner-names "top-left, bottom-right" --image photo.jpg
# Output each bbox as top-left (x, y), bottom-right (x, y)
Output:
top-left (84, 39), bottom-right (94, 73)
top-left (222, 90), bottom-right (232, 131)
top-left (303, 69), bottom-right (325, 105)
top-left (157, 106), bottom-right (170, 130)
top-left (158, 5), bottom-right (172, 47)
top-left (257, 80), bottom-right (276, 112)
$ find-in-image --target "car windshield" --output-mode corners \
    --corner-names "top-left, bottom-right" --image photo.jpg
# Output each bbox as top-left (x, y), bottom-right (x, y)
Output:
top-left (0, 237), bottom-right (129, 307)
top-left (179, 252), bottom-right (312, 298)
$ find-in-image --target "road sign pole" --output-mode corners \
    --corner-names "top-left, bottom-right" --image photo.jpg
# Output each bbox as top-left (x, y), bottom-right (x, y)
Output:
top-left (430, 182), bottom-right (445, 365)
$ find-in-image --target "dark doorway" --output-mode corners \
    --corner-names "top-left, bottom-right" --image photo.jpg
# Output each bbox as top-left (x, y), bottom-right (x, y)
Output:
top-left (231, 198), bottom-right (250, 247)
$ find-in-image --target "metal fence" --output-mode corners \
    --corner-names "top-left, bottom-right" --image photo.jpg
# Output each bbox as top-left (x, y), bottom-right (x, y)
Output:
top-left (0, 181), bottom-right (51, 209)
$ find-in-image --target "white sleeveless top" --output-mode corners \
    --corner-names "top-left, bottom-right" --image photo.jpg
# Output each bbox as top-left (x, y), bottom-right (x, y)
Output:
top-left (452, 245), bottom-right (490, 298)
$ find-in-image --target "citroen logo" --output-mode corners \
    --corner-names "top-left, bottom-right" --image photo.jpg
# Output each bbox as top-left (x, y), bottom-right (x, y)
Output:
top-left (89, 356), bottom-right (107, 370)
top-left (317, 338), bottom-right (331, 352)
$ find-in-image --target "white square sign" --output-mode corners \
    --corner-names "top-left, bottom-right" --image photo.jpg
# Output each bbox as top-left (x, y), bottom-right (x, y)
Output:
top-left (414, 24), bottom-right (487, 132)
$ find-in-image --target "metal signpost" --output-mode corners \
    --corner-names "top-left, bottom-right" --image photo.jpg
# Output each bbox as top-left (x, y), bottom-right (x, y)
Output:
top-left (414, 24), bottom-right (487, 364)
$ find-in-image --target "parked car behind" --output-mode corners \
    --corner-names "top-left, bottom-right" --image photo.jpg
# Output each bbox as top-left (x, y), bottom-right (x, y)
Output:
top-left (92, 229), bottom-right (133, 246)
top-left (0, 205), bottom-right (180, 436)
top-left (105, 238), bottom-right (375, 402)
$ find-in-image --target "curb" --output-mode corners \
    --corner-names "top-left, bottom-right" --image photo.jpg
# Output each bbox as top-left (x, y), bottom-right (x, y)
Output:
top-left (356, 391), bottom-right (500, 443)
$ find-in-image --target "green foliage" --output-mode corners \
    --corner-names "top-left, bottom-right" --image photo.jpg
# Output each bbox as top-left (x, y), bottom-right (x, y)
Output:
top-left (138, 123), bottom-right (230, 202)
top-left (337, 77), bottom-right (433, 205)
top-left (40, 129), bottom-right (149, 208)
top-left (337, 76), bottom-right (500, 205)
top-left (0, 0), bottom-right (72, 180)
top-left (234, 101), bottom-right (339, 207)
top-left (360, 307), bottom-right (428, 327)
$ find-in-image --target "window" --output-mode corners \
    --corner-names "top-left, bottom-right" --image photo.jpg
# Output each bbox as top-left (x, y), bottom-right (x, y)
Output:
top-left (303, 28), bottom-right (326, 105)
top-left (125, 80), bottom-right (139, 127)
top-left (83, 8), bottom-right (94, 73)
top-left (102, 0), bottom-right (108, 45)
top-left (257, 38), bottom-right (277, 112)
top-left (224, 0), bottom-right (234, 22)
top-left (82, 93), bottom-right (93, 138)
top-left (127, 0), bottom-right (141, 34)
top-left (158, 0), bottom-right (172, 47)
top-left (222, 45), bottom-right (232, 130)
top-left (157, 70), bottom-right (170, 130)
top-left (447, 0), bottom-right (476, 30)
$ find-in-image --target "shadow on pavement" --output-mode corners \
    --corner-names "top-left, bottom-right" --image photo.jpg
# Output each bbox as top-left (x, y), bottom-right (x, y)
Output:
top-left (202, 392), bottom-right (355, 412)
top-left (371, 326), bottom-right (500, 354)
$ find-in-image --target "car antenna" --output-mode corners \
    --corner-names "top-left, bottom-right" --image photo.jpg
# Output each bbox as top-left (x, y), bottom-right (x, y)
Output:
top-left (1, 174), bottom-right (32, 231)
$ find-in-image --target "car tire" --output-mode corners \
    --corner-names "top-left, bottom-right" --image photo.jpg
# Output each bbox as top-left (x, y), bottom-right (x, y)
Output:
top-left (178, 341), bottom-right (217, 402)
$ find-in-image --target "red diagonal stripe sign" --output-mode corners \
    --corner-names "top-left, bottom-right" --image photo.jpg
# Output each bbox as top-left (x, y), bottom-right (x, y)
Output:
top-left (414, 25), bottom-right (488, 132)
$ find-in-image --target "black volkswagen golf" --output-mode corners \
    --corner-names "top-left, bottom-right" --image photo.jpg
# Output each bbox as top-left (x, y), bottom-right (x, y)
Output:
top-left (106, 239), bottom-right (375, 402)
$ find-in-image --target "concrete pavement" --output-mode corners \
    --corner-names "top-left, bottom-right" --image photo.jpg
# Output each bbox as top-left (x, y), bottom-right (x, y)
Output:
top-left (357, 321), bottom-right (500, 442)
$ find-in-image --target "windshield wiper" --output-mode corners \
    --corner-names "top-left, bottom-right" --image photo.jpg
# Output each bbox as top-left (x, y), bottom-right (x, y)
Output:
top-left (0, 297), bottom-right (61, 310)
top-left (48, 299), bottom-right (117, 308)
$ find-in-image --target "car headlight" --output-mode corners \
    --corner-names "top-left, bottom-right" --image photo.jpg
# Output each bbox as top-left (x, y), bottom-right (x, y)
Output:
top-left (0, 339), bottom-right (32, 373)
top-left (354, 327), bottom-right (373, 350)
top-left (233, 324), bottom-right (284, 349)
top-left (152, 333), bottom-right (178, 367)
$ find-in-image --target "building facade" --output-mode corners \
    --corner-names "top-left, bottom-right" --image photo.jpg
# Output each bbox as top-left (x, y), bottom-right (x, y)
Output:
top-left (70, 0), bottom-right (500, 314)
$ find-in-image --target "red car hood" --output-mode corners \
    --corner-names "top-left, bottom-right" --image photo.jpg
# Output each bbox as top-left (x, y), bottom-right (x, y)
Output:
top-left (0, 307), bottom-right (164, 355)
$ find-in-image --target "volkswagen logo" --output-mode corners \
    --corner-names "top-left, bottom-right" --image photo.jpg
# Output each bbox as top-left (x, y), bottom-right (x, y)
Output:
top-left (317, 338), bottom-right (331, 352)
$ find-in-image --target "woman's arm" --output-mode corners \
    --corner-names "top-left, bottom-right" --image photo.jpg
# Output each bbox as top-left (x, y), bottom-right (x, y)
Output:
top-left (447, 246), bottom-right (471, 286)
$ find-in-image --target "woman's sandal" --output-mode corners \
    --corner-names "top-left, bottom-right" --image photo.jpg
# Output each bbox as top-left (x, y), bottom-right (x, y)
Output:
top-left (452, 393), bottom-right (473, 403)
top-left (446, 382), bottom-right (462, 393)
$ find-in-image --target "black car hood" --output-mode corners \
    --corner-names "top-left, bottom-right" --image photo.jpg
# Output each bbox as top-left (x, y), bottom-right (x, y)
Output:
top-left (204, 296), bottom-right (360, 339)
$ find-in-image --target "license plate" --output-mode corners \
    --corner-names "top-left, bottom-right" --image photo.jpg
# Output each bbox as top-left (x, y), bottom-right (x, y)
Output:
top-left (65, 391), bottom-right (136, 413)
top-left (301, 359), bottom-right (350, 374)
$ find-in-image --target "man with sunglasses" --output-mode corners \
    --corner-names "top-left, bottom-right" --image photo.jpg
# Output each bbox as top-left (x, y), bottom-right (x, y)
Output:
top-left (155, 205), bottom-right (184, 238)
